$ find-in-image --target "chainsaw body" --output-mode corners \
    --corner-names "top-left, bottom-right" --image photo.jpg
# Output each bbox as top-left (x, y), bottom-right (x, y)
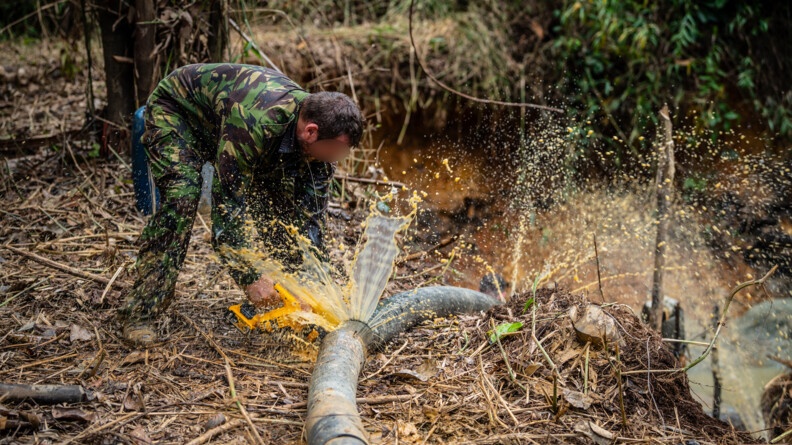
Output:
top-left (226, 284), bottom-right (303, 332)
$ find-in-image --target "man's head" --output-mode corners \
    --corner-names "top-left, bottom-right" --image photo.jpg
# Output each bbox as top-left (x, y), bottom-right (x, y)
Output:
top-left (296, 92), bottom-right (363, 163)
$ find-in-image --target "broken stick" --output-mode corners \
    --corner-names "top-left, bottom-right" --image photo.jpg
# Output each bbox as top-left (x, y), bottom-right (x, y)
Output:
top-left (0, 383), bottom-right (86, 404)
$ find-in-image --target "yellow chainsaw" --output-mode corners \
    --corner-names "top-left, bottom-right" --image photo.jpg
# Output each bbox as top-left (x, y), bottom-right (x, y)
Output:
top-left (225, 283), bottom-right (303, 332)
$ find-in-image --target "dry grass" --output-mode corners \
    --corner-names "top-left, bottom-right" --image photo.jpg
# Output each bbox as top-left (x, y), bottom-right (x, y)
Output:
top-left (0, 32), bottom-right (761, 445)
top-left (0, 145), bottom-right (758, 443)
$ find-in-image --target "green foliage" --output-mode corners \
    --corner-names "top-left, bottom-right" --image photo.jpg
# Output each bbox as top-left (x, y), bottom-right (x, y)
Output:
top-left (0, 1), bottom-right (77, 40)
top-left (522, 296), bottom-right (535, 314)
top-left (550, 0), bottom-right (791, 156)
top-left (488, 321), bottom-right (523, 343)
top-left (88, 142), bottom-right (101, 159)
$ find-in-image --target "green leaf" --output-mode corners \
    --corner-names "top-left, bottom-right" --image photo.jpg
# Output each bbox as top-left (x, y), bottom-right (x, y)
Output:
top-left (488, 321), bottom-right (523, 343)
top-left (523, 297), bottom-right (536, 314)
top-left (88, 143), bottom-right (100, 158)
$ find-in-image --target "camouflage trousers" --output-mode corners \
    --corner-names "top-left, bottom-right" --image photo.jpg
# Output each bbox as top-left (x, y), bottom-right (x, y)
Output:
top-left (118, 105), bottom-right (208, 323)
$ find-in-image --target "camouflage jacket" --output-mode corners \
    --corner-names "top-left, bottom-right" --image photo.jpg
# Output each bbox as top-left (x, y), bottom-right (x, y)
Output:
top-left (146, 63), bottom-right (333, 286)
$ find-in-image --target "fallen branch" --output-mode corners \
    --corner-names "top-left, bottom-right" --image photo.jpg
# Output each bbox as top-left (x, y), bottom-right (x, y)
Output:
top-left (2, 245), bottom-right (128, 289)
top-left (0, 406), bottom-right (41, 430)
top-left (0, 130), bottom-right (83, 155)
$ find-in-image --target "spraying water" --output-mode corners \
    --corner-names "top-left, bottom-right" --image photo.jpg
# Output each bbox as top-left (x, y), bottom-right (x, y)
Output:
top-left (377, 112), bottom-right (790, 434)
top-left (219, 197), bottom-right (416, 332)
top-left (346, 214), bottom-right (411, 321)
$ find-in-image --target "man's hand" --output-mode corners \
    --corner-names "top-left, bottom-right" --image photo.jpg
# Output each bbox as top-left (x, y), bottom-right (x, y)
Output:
top-left (245, 275), bottom-right (279, 308)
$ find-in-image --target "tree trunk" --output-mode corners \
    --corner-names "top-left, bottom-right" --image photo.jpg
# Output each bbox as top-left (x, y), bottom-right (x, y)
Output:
top-left (208, 0), bottom-right (229, 62)
top-left (134, 0), bottom-right (157, 107)
top-left (649, 105), bottom-right (675, 331)
top-left (97, 0), bottom-right (135, 127)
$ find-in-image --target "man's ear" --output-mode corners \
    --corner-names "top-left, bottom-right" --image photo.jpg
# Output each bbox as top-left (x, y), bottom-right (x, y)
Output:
top-left (305, 122), bottom-right (319, 144)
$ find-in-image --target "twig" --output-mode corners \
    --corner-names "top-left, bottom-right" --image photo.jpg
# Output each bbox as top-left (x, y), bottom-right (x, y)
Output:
top-left (277, 393), bottom-right (416, 410)
top-left (623, 265), bottom-right (778, 376)
top-left (661, 338), bottom-right (709, 347)
top-left (0, 278), bottom-right (46, 308)
top-left (771, 427), bottom-right (792, 444)
top-left (362, 340), bottom-right (410, 380)
top-left (399, 235), bottom-right (457, 263)
top-left (105, 144), bottom-right (131, 171)
top-left (224, 361), bottom-right (264, 445)
top-left (614, 343), bottom-right (628, 427)
top-left (407, 0), bottom-right (561, 113)
top-left (583, 342), bottom-right (590, 395)
top-left (228, 18), bottom-right (281, 73)
top-left (75, 349), bottom-right (105, 380)
top-left (682, 265), bottom-right (777, 372)
top-left (178, 313), bottom-right (234, 366)
top-left (490, 319), bottom-right (527, 393)
top-left (334, 173), bottom-right (405, 188)
top-left (58, 412), bottom-right (139, 445)
top-left (0, 0), bottom-right (66, 36)
top-left (185, 418), bottom-right (246, 445)
top-left (530, 291), bottom-right (557, 376)
top-left (768, 355), bottom-right (792, 369)
top-left (710, 304), bottom-right (722, 419)
top-left (477, 355), bottom-right (515, 427)
top-left (645, 339), bottom-right (664, 429)
top-left (99, 265), bottom-right (125, 304)
top-left (593, 233), bottom-right (605, 303)
top-left (2, 245), bottom-right (127, 289)
top-left (0, 130), bottom-right (83, 155)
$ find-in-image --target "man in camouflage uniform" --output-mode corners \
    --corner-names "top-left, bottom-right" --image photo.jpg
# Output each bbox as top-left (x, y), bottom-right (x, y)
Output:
top-left (119, 63), bottom-right (363, 345)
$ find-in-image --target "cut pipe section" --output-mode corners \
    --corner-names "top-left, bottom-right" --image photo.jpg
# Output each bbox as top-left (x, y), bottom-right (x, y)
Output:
top-left (306, 286), bottom-right (500, 445)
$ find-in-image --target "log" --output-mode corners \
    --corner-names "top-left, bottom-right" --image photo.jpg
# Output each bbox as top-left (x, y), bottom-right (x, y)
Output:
top-left (0, 383), bottom-right (86, 404)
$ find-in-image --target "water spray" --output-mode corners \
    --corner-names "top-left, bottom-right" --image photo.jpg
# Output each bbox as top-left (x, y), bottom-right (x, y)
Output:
top-left (225, 206), bottom-right (501, 443)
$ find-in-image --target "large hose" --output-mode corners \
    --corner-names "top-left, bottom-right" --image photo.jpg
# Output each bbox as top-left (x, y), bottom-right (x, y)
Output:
top-left (305, 286), bottom-right (500, 445)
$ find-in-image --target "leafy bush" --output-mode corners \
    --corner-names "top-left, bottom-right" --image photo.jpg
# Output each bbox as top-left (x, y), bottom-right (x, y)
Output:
top-left (548, 0), bottom-right (791, 154)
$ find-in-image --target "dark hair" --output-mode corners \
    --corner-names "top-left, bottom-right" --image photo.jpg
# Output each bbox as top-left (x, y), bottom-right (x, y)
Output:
top-left (300, 92), bottom-right (364, 147)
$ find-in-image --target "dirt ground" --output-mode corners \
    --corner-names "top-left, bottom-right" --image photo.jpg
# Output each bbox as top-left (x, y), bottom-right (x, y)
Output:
top-left (0, 38), bottom-right (764, 445)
